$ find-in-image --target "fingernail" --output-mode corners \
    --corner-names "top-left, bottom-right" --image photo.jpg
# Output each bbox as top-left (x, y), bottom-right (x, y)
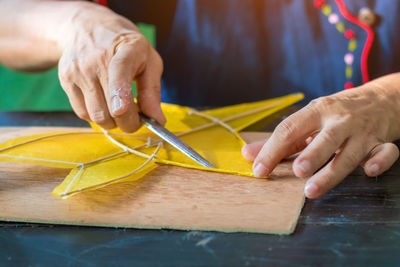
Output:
top-left (253, 163), bottom-right (268, 177)
top-left (241, 144), bottom-right (248, 155)
top-left (305, 137), bottom-right (313, 145)
top-left (305, 183), bottom-right (318, 197)
top-left (369, 163), bottom-right (379, 175)
top-left (158, 108), bottom-right (167, 125)
top-left (242, 145), bottom-right (252, 161)
top-left (297, 160), bottom-right (311, 176)
top-left (111, 88), bottom-right (132, 114)
top-left (111, 94), bottom-right (123, 114)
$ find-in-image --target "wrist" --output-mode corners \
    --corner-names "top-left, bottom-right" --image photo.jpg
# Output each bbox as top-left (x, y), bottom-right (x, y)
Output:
top-left (45, 1), bottom-right (95, 52)
top-left (367, 73), bottom-right (400, 140)
top-left (56, 2), bottom-right (139, 51)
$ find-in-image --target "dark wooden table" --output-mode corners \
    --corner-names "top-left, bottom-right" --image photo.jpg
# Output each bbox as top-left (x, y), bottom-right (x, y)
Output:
top-left (0, 108), bottom-right (399, 266)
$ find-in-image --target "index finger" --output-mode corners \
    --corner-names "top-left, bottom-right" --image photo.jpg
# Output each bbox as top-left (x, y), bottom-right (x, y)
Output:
top-left (136, 48), bottom-right (166, 125)
top-left (252, 105), bottom-right (321, 177)
top-left (106, 42), bottom-right (144, 132)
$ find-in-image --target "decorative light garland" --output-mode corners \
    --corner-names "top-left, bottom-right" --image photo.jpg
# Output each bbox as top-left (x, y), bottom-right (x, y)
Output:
top-left (315, 0), bottom-right (374, 89)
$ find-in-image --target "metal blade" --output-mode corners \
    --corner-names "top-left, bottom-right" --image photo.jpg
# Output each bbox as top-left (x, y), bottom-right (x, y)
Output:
top-left (139, 113), bottom-right (214, 168)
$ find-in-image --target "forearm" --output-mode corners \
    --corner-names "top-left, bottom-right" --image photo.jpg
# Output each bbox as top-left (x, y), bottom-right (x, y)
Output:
top-left (0, 0), bottom-right (100, 72)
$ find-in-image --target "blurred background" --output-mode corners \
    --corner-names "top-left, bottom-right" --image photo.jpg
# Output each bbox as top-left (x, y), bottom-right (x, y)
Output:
top-left (1, 0), bottom-right (397, 111)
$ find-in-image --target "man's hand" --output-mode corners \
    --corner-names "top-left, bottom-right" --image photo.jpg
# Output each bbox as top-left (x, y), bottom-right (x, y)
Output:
top-left (58, 2), bottom-right (165, 132)
top-left (0, 1), bottom-right (165, 132)
top-left (242, 74), bottom-right (400, 199)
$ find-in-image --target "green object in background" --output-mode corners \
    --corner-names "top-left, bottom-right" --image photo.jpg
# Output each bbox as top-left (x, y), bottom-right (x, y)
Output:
top-left (0, 67), bottom-right (70, 111)
top-left (0, 23), bottom-right (156, 111)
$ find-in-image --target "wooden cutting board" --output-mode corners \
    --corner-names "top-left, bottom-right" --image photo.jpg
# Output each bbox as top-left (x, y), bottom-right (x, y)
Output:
top-left (0, 127), bottom-right (306, 234)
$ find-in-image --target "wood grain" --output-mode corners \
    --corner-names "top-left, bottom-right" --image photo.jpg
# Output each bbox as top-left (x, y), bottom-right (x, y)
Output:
top-left (0, 127), bottom-right (306, 234)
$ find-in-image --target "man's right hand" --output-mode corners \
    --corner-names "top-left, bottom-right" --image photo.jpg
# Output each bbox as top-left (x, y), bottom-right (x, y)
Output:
top-left (57, 2), bottom-right (165, 132)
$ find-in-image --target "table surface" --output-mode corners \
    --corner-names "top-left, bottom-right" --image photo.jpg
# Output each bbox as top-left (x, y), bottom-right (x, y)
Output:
top-left (0, 108), bottom-right (399, 266)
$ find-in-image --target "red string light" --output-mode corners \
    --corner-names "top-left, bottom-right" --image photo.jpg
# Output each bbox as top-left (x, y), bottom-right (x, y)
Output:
top-left (335, 0), bottom-right (374, 83)
top-left (95, 0), bottom-right (108, 7)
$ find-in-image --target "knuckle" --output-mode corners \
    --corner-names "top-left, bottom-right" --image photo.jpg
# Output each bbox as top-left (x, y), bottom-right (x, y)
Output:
top-left (84, 49), bottom-right (108, 68)
top-left (133, 34), bottom-right (148, 48)
top-left (130, 35), bottom-right (149, 58)
top-left (321, 128), bottom-right (341, 147)
top-left (60, 82), bottom-right (73, 95)
top-left (310, 96), bottom-right (334, 108)
top-left (361, 122), bottom-right (378, 136)
top-left (308, 97), bottom-right (335, 118)
top-left (58, 68), bottom-right (74, 84)
top-left (122, 33), bottom-right (148, 50)
top-left (79, 61), bottom-right (94, 76)
top-left (82, 85), bottom-right (99, 95)
top-left (111, 34), bottom-right (150, 68)
top-left (90, 110), bottom-right (109, 125)
top-left (342, 150), bottom-right (361, 169)
top-left (275, 119), bottom-right (296, 140)
top-left (308, 98), bottom-right (321, 110)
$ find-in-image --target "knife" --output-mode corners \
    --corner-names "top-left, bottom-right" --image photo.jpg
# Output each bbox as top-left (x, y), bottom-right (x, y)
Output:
top-left (139, 113), bottom-right (214, 168)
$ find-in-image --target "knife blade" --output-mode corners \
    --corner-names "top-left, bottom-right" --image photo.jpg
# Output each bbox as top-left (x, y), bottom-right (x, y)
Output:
top-left (139, 113), bottom-right (214, 168)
